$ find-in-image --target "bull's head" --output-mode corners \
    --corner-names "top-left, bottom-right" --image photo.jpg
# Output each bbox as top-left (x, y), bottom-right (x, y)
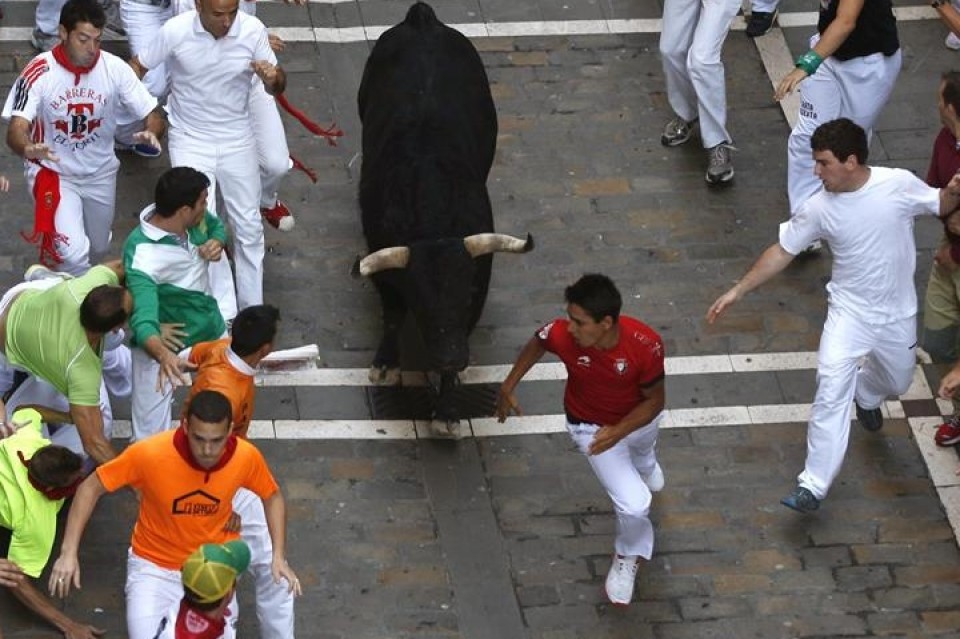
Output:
top-left (355, 233), bottom-right (533, 372)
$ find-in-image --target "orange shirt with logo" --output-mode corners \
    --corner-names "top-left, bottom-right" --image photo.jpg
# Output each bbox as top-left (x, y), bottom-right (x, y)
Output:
top-left (184, 338), bottom-right (255, 438)
top-left (96, 430), bottom-right (278, 570)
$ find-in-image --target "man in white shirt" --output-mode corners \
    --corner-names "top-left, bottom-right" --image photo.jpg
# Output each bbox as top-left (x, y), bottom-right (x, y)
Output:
top-left (4, 0), bottom-right (164, 276)
top-left (130, 0), bottom-right (285, 323)
top-left (707, 118), bottom-right (960, 513)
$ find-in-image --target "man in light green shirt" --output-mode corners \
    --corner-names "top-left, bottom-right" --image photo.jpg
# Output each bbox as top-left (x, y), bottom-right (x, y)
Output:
top-left (0, 408), bottom-right (103, 638)
top-left (0, 262), bottom-right (131, 464)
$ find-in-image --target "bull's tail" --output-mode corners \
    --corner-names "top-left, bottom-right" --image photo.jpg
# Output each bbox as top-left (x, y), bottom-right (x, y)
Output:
top-left (403, 1), bottom-right (440, 28)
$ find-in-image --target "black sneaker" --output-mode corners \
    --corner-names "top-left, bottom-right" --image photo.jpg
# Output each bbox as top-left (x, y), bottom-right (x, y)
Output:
top-left (780, 486), bottom-right (820, 513)
top-left (855, 403), bottom-right (883, 432)
top-left (745, 10), bottom-right (777, 38)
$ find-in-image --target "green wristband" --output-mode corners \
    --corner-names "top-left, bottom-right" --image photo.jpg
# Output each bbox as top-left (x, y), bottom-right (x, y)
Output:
top-left (795, 50), bottom-right (823, 76)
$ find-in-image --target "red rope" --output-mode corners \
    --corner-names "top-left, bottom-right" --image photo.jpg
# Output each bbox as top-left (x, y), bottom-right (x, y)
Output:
top-left (290, 155), bottom-right (317, 184)
top-left (275, 93), bottom-right (344, 146)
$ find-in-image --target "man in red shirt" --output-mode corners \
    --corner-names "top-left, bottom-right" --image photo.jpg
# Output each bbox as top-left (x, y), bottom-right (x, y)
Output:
top-left (922, 71), bottom-right (960, 446)
top-left (496, 274), bottom-right (666, 607)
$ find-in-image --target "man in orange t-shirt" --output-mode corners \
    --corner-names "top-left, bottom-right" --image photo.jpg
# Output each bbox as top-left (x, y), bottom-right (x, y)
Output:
top-left (47, 390), bottom-right (302, 639)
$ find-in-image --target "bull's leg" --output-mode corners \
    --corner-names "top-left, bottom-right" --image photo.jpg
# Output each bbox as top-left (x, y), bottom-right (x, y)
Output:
top-left (432, 371), bottom-right (460, 423)
top-left (370, 279), bottom-right (404, 386)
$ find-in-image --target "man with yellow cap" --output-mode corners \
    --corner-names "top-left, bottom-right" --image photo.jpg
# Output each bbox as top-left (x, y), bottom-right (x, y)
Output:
top-left (152, 540), bottom-right (251, 639)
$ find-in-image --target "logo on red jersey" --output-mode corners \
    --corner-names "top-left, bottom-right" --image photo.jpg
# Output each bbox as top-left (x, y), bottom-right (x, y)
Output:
top-left (577, 355), bottom-right (591, 367)
top-left (615, 358), bottom-right (628, 374)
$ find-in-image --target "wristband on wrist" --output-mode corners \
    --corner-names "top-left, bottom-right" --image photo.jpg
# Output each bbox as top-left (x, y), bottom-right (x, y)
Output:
top-left (795, 50), bottom-right (824, 76)
top-left (933, 0), bottom-right (948, 9)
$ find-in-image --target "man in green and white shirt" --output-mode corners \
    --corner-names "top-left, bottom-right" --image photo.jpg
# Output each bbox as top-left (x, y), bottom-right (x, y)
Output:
top-left (123, 166), bottom-right (227, 440)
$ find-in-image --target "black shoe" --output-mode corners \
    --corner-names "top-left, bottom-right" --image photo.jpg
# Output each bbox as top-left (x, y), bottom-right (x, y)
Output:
top-left (780, 486), bottom-right (820, 513)
top-left (856, 403), bottom-right (883, 432)
top-left (745, 10), bottom-right (777, 37)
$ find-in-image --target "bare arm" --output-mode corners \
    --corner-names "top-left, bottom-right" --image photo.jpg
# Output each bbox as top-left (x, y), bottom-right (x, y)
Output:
top-left (707, 242), bottom-right (796, 324)
top-left (775, 0), bottom-right (863, 100)
top-left (495, 336), bottom-right (547, 422)
top-left (588, 380), bottom-right (665, 456)
top-left (6, 116), bottom-right (59, 162)
top-left (940, 172), bottom-right (960, 218)
top-left (142, 334), bottom-right (194, 391)
top-left (263, 490), bottom-right (301, 595)
top-left (48, 473), bottom-right (108, 598)
top-left (252, 61), bottom-right (286, 96)
top-left (69, 404), bottom-right (117, 465)
top-left (8, 580), bottom-right (104, 639)
top-left (128, 56), bottom-right (148, 80)
top-left (935, 0), bottom-right (960, 39)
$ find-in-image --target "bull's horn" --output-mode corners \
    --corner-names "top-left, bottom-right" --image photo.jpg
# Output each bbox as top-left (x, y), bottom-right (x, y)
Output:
top-left (463, 232), bottom-right (534, 257)
top-left (357, 246), bottom-right (411, 276)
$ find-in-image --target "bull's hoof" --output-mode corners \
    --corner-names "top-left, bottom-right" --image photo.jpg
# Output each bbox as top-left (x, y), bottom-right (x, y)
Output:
top-left (369, 365), bottom-right (401, 386)
top-left (424, 419), bottom-right (463, 440)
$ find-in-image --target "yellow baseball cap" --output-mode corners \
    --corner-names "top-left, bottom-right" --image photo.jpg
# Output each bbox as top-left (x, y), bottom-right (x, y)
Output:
top-left (181, 540), bottom-right (251, 604)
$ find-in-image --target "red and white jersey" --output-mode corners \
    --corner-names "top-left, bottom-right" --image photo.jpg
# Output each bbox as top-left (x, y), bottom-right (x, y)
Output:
top-left (536, 316), bottom-right (665, 426)
top-left (2, 49), bottom-right (158, 177)
top-left (138, 11), bottom-right (275, 139)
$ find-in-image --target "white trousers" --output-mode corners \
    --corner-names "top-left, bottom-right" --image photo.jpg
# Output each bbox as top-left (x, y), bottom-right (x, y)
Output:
top-left (169, 128), bottom-right (263, 320)
top-left (659, 0), bottom-right (740, 149)
top-left (787, 45), bottom-right (901, 214)
top-left (120, 1), bottom-right (172, 99)
top-left (25, 164), bottom-right (118, 277)
top-left (566, 414), bottom-right (662, 559)
top-left (798, 307), bottom-right (916, 500)
top-left (125, 491), bottom-right (294, 639)
top-left (751, 0), bottom-right (778, 12)
top-left (234, 488), bottom-right (296, 639)
top-left (35, 0), bottom-right (67, 35)
top-left (130, 345), bottom-right (177, 441)
top-left (249, 82), bottom-right (291, 210)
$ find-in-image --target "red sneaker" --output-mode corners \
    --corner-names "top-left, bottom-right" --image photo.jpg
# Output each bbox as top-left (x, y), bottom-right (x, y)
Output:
top-left (935, 417), bottom-right (960, 446)
top-left (261, 200), bottom-right (295, 231)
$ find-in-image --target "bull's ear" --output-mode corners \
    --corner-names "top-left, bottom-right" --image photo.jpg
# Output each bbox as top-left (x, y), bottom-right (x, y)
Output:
top-left (463, 232), bottom-right (534, 257)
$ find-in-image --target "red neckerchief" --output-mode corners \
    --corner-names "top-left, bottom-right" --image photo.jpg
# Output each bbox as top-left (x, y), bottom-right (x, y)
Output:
top-left (51, 43), bottom-right (99, 86)
top-left (175, 601), bottom-right (226, 639)
top-left (172, 426), bottom-right (238, 483)
top-left (16, 450), bottom-right (81, 500)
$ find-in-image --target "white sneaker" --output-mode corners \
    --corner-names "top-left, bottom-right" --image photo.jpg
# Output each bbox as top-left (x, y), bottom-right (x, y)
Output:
top-left (640, 462), bottom-right (664, 492)
top-left (947, 32), bottom-right (960, 51)
top-left (604, 554), bottom-right (639, 605)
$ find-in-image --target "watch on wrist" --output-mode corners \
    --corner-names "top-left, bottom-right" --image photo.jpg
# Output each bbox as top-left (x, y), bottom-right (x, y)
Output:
top-left (933, 0), bottom-right (948, 9)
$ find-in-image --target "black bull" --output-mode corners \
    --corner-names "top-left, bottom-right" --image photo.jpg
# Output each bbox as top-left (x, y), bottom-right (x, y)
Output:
top-left (355, 2), bottom-right (532, 420)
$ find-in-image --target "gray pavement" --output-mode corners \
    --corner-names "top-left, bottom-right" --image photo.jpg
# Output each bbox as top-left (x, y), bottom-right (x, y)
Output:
top-left (3, 0), bottom-right (960, 637)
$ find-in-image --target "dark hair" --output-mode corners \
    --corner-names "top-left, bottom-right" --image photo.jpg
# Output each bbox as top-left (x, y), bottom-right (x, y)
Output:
top-left (154, 167), bottom-right (210, 218)
top-left (187, 390), bottom-right (233, 426)
top-left (29, 445), bottom-right (83, 488)
top-left (942, 71), bottom-right (960, 117)
top-left (810, 118), bottom-right (868, 165)
top-left (183, 586), bottom-right (229, 612)
top-left (60, 0), bottom-right (106, 31)
top-left (231, 304), bottom-right (280, 357)
top-left (564, 274), bottom-right (622, 323)
top-left (79, 285), bottom-right (128, 333)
